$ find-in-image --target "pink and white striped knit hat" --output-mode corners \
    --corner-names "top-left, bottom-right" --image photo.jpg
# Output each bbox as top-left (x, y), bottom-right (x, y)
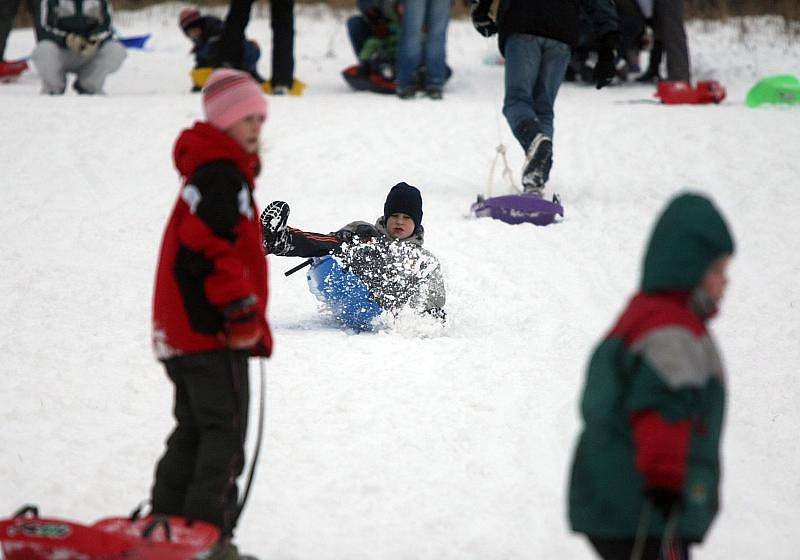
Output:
top-left (202, 69), bottom-right (267, 131)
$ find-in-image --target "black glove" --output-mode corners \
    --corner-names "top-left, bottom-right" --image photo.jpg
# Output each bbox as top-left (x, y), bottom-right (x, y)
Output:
top-left (365, 6), bottom-right (389, 38)
top-left (645, 488), bottom-right (683, 519)
top-left (594, 32), bottom-right (620, 90)
top-left (470, 1), bottom-right (497, 38)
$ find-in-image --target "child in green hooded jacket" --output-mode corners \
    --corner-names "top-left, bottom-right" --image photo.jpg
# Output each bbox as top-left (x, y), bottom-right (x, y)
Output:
top-left (568, 193), bottom-right (735, 560)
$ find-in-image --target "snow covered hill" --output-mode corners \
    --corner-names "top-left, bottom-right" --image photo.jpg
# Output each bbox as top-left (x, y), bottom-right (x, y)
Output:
top-left (1, 5), bottom-right (798, 559)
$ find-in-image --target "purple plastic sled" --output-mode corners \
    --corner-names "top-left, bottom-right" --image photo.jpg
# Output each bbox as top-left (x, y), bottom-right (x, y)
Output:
top-left (470, 194), bottom-right (564, 226)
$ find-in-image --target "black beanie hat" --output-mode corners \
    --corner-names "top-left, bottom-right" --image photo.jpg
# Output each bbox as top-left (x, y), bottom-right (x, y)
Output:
top-left (383, 182), bottom-right (423, 228)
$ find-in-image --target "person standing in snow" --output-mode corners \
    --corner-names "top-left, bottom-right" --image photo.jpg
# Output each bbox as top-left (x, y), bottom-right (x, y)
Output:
top-left (0, 0), bottom-right (32, 63)
top-left (261, 182), bottom-right (446, 318)
top-left (216, 0), bottom-right (303, 95)
top-left (468, 0), bottom-right (619, 197)
top-left (568, 193), bottom-right (735, 559)
top-left (395, 0), bottom-right (451, 99)
top-left (150, 69), bottom-right (271, 560)
top-left (30, 0), bottom-right (125, 94)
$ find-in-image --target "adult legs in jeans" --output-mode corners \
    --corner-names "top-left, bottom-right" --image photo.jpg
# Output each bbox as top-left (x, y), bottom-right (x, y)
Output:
top-left (502, 33), bottom-right (571, 152)
top-left (422, 0), bottom-right (450, 89)
top-left (346, 15), bottom-right (371, 58)
top-left (396, 0), bottom-right (425, 91)
top-left (0, 0), bottom-right (23, 61)
top-left (653, 0), bottom-right (690, 81)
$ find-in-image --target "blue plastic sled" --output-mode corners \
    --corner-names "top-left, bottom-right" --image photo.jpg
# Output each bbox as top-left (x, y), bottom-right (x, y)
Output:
top-left (118, 34), bottom-right (151, 49)
top-left (306, 256), bottom-right (383, 332)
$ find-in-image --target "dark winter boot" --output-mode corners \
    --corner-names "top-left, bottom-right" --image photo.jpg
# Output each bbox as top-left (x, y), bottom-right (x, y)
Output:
top-left (196, 540), bottom-right (242, 560)
top-left (521, 133), bottom-right (552, 196)
top-left (260, 201), bottom-right (290, 255)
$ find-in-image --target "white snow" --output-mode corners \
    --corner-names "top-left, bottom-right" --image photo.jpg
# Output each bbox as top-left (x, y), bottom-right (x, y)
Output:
top-left (1, 5), bottom-right (799, 559)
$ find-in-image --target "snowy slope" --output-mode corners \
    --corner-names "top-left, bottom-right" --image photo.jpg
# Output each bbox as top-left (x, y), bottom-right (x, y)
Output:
top-left (1, 5), bottom-right (799, 559)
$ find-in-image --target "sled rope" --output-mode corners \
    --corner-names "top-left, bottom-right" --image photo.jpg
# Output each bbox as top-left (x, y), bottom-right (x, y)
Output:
top-left (236, 357), bottom-right (266, 523)
top-left (487, 144), bottom-right (518, 198)
top-left (486, 37), bottom-right (518, 197)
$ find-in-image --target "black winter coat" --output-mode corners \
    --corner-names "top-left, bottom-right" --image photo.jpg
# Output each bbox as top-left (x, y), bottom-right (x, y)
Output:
top-left (477, 0), bottom-right (619, 53)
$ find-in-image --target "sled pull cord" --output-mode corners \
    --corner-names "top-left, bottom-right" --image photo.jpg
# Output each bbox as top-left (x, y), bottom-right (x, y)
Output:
top-left (236, 357), bottom-right (267, 524)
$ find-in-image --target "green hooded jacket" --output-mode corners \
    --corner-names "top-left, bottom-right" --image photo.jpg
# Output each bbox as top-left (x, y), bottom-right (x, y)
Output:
top-left (568, 193), bottom-right (734, 541)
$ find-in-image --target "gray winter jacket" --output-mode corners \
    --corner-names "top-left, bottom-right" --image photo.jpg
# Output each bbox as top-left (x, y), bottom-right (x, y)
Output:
top-left (339, 217), bottom-right (447, 314)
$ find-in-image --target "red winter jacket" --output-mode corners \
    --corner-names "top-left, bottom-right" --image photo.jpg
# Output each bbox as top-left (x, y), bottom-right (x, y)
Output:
top-left (152, 122), bottom-right (272, 359)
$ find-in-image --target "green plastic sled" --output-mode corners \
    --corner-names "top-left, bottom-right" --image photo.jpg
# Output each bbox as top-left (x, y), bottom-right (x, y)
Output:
top-left (746, 74), bottom-right (800, 108)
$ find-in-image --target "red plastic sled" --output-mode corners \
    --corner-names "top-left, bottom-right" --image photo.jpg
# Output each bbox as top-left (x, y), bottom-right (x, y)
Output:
top-left (0, 59), bottom-right (28, 81)
top-left (655, 80), bottom-right (726, 104)
top-left (0, 505), bottom-right (219, 560)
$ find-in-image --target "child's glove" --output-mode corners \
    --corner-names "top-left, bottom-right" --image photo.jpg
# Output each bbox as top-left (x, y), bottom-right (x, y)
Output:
top-left (221, 295), bottom-right (262, 349)
top-left (365, 7), bottom-right (389, 38)
top-left (470, 1), bottom-right (497, 38)
top-left (645, 487), bottom-right (683, 519)
top-left (594, 32), bottom-right (620, 89)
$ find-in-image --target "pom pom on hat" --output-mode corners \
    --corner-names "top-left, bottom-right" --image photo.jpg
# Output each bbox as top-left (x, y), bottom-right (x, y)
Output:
top-left (202, 69), bottom-right (268, 131)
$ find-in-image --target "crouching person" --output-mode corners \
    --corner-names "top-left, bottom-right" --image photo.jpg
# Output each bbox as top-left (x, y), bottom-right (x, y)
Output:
top-left (262, 182), bottom-right (446, 319)
top-left (31, 0), bottom-right (125, 94)
top-left (568, 193), bottom-right (735, 559)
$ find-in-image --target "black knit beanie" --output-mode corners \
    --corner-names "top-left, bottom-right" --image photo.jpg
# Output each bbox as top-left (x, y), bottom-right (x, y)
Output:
top-left (383, 182), bottom-right (423, 228)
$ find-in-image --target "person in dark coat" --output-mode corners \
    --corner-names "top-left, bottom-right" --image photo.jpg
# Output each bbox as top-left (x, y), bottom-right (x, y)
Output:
top-left (568, 193), bottom-right (735, 560)
top-left (216, 0), bottom-right (303, 95)
top-left (150, 69), bottom-right (271, 560)
top-left (469, 0), bottom-right (619, 196)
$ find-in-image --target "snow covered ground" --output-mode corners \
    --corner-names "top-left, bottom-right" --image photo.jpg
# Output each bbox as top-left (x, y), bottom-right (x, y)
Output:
top-left (1, 5), bottom-right (799, 559)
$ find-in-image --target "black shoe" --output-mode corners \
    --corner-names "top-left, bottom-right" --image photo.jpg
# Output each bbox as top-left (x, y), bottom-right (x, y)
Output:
top-left (396, 87), bottom-right (416, 99)
top-left (425, 87), bottom-right (443, 100)
top-left (521, 133), bottom-right (552, 194)
top-left (260, 201), bottom-right (290, 255)
top-left (73, 80), bottom-right (93, 95)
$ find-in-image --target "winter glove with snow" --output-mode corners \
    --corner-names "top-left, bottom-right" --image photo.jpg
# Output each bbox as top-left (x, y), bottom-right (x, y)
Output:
top-left (645, 487), bottom-right (683, 519)
top-left (336, 224), bottom-right (381, 244)
top-left (470, 1), bottom-right (497, 38)
top-left (221, 295), bottom-right (262, 349)
top-left (594, 32), bottom-right (620, 90)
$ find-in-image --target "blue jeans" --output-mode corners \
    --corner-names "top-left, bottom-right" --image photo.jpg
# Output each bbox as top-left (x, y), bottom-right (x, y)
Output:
top-left (502, 34), bottom-right (571, 151)
top-left (396, 0), bottom-right (450, 90)
top-left (347, 15), bottom-right (371, 58)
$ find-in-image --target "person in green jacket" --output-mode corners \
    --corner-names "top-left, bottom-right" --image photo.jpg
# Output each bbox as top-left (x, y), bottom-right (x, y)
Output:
top-left (568, 192), bottom-right (735, 560)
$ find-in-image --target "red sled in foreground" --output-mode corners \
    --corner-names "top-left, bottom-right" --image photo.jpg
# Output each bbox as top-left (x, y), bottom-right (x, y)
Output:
top-left (0, 59), bottom-right (28, 81)
top-left (655, 80), bottom-right (726, 104)
top-left (0, 505), bottom-right (219, 560)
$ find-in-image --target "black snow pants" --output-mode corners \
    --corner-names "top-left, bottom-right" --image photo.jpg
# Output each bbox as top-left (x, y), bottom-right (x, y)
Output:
top-left (0, 0), bottom-right (32, 61)
top-left (589, 537), bottom-right (691, 560)
top-left (218, 0), bottom-right (295, 87)
top-left (151, 350), bottom-right (249, 538)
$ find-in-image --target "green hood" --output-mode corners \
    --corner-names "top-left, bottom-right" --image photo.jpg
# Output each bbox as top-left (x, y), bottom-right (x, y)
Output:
top-left (641, 193), bottom-right (735, 292)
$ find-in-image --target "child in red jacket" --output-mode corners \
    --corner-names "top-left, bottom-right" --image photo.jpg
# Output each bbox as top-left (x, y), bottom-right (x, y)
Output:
top-left (150, 69), bottom-right (270, 560)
